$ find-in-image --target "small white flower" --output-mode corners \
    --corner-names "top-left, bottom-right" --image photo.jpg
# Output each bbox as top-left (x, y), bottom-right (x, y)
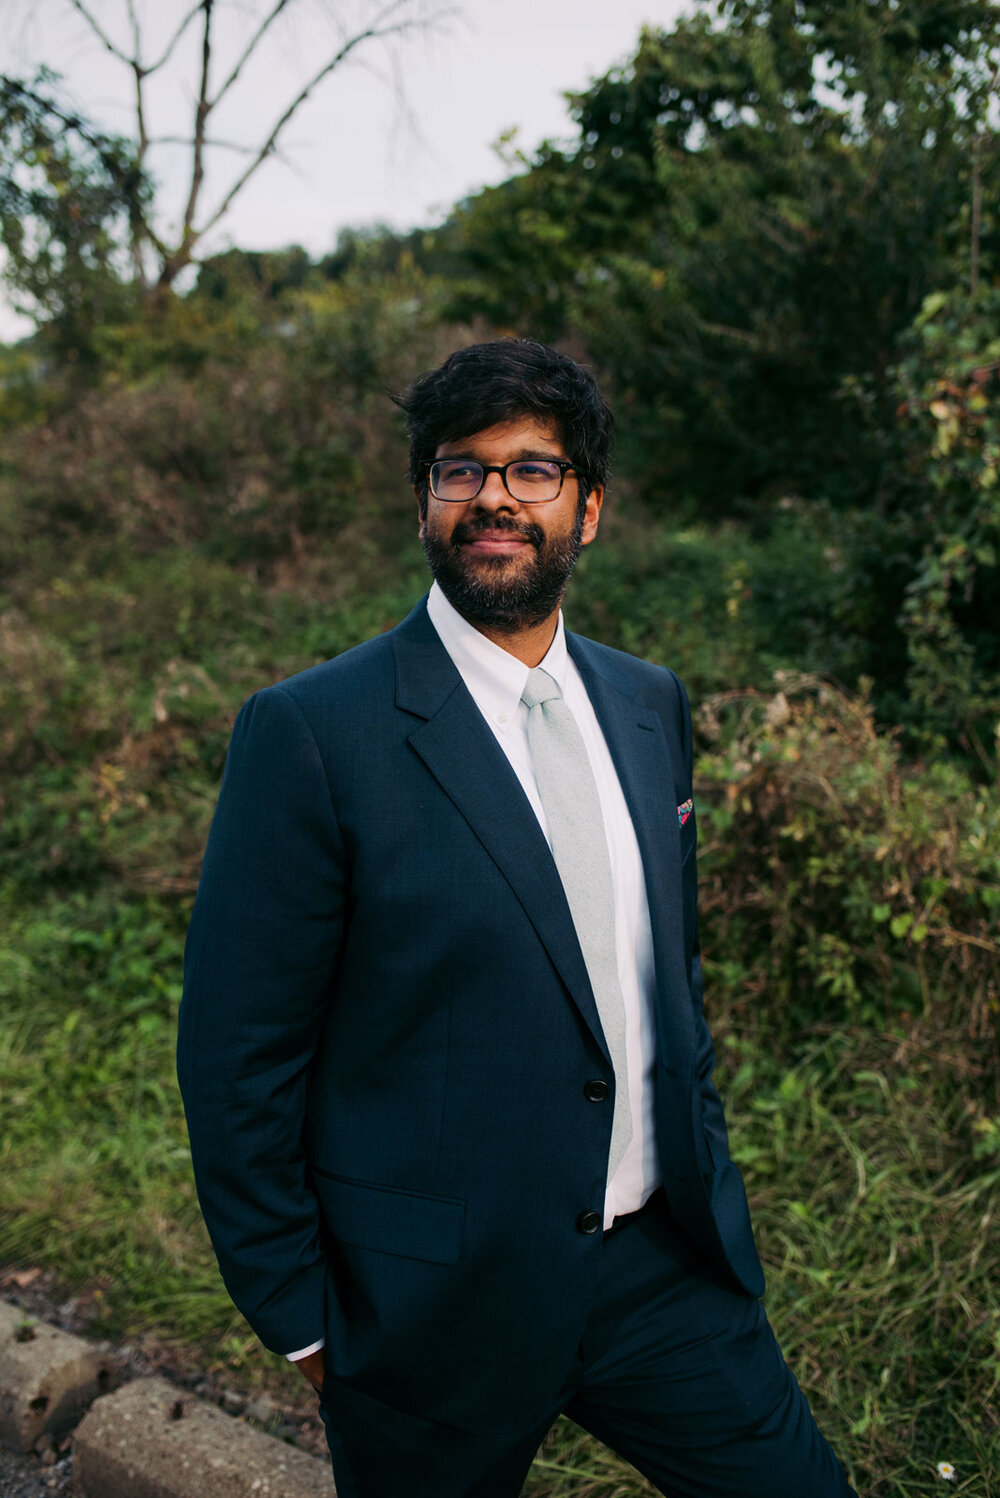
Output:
top-left (936, 1461), bottom-right (956, 1481)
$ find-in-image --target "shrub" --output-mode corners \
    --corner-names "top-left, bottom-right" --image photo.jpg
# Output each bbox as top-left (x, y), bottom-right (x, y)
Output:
top-left (891, 288), bottom-right (1000, 764)
top-left (696, 673), bottom-right (1000, 1090)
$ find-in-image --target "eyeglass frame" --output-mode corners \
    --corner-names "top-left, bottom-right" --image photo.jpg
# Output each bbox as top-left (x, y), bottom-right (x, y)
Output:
top-left (422, 457), bottom-right (578, 504)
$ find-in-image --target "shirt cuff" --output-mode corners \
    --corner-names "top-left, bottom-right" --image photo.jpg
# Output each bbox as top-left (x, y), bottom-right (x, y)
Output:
top-left (284, 1337), bottom-right (326, 1362)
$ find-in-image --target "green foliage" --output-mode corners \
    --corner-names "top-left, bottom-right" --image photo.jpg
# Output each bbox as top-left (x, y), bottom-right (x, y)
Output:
top-left (0, 261), bottom-right (457, 574)
top-left (438, 0), bottom-right (1000, 514)
top-left (695, 674), bottom-right (1000, 1058)
top-left (0, 343), bottom-right (56, 431)
top-left (194, 245), bottom-right (314, 304)
top-left (438, 145), bottom-right (593, 342)
top-left (569, 503), bottom-right (852, 698)
top-left (0, 71), bottom-right (147, 367)
top-left (0, 888), bottom-right (235, 1341)
top-left (891, 287), bottom-right (1000, 760)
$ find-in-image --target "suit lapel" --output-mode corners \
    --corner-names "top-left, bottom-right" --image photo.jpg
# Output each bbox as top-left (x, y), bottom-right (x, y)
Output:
top-left (567, 635), bottom-right (695, 1058)
top-left (392, 601), bottom-right (611, 1061)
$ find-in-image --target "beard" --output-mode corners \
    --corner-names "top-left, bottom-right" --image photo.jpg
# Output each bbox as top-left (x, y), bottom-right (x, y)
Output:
top-left (421, 508), bottom-right (586, 633)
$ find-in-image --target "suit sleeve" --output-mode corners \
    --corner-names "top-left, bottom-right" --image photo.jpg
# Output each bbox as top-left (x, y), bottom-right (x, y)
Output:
top-left (177, 685), bottom-right (346, 1354)
top-left (672, 671), bottom-right (733, 1168)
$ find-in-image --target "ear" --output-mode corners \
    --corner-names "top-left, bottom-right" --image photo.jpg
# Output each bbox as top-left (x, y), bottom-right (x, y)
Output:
top-left (414, 484), bottom-right (426, 538)
top-left (580, 484), bottom-right (604, 547)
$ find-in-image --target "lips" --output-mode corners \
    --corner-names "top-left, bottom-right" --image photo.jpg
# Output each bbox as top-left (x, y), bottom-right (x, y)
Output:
top-left (463, 535), bottom-right (531, 555)
top-left (451, 519), bottom-right (543, 553)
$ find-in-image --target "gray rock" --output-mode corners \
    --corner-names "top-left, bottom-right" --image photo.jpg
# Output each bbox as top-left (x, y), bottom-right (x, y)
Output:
top-left (243, 1395), bottom-right (277, 1427)
top-left (0, 1302), bottom-right (109, 1453)
top-left (73, 1377), bottom-right (334, 1498)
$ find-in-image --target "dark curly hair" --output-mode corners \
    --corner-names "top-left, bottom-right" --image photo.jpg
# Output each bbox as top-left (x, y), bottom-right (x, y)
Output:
top-left (393, 339), bottom-right (613, 515)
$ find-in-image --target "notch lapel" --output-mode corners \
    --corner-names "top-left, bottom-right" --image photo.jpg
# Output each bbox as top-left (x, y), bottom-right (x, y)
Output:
top-left (392, 602), bottom-right (611, 1062)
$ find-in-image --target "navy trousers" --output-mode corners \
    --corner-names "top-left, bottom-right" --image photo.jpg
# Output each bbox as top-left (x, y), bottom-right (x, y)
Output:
top-left (319, 1195), bottom-right (857, 1497)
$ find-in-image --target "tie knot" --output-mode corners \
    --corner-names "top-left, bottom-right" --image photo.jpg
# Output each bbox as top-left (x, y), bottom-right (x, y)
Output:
top-left (521, 667), bottom-right (562, 711)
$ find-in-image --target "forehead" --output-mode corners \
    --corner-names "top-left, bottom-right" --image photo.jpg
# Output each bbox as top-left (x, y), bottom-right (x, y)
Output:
top-left (433, 416), bottom-right (565, 460)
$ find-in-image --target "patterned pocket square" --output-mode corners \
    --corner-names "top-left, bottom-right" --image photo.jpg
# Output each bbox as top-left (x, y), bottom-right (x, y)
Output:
top-left (677, 797), bottom-right (694, 828)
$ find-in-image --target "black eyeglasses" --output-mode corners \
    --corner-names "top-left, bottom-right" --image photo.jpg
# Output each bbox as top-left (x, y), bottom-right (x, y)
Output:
top-left (425, 458), bottom-right (576, 504)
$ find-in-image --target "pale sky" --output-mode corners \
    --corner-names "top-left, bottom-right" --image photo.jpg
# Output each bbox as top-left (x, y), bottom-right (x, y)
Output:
top-left (1, 0), bottom-right (693, 340)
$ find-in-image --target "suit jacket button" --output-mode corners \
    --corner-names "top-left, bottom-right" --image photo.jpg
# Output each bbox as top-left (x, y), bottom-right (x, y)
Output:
top-left (584, 1079), bottom-right (609, 1102)
top-left (576, 1210), bottom-right (602, 1235)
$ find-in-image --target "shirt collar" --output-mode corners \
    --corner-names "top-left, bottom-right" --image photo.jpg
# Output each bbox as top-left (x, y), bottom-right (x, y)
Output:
top-left (426, 582), bottom-right (570, 723)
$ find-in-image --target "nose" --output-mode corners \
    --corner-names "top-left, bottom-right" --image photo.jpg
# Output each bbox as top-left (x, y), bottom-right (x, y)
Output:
top-left (472, 469), bottom-right (518, 512)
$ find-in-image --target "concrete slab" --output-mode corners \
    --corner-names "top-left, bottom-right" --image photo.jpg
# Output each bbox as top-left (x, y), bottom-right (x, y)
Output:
top-left (73, 1377), bottom-right (334, 1498)
top-left (0, 1301), bottom-right (109, 1453)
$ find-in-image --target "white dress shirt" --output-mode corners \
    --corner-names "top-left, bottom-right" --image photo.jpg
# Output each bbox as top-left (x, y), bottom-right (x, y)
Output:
top-left (426, 583), bottom-right (661, 1224)
top-left (286, 586), bottom-right (662, 1361)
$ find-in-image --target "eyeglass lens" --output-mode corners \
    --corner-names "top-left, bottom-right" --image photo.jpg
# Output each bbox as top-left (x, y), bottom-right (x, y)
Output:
top-left (429, 460), bottom-right (565, 503)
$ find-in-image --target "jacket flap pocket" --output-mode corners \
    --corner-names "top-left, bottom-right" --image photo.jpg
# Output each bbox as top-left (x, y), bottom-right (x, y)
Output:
top-left (310, 1168), bottom-right (465, 1265)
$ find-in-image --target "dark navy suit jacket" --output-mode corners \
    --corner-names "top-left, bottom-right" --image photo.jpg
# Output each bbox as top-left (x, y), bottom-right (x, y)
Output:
top-left (177, 595), bottom-right (764, 1432)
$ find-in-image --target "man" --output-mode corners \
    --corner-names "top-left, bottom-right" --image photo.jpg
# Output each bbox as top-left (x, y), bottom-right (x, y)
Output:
top-left (178, 339), bottom-right (856, 1497)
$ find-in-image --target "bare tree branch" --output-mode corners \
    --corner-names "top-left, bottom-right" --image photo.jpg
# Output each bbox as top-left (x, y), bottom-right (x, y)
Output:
top-left (120, 0), bottom-right (154, 285)
top-left (142, 220), bottom-right (171, 262)
top-left (131, 64), bottom-right (148, 160)
top-left (179, 0), bottom-right (214, 250)
top-left (65, 0), bottom-right (133, 67)
top-left (335, 36), bottom-right (427, 170)
top-left (125, 0), bottom-right (142, 58)
top-left (210, 0), bottom-right (297, 110)
top-left (48, 0), bottom-right (447, 294)
top-left (147, 2), bottom-right (207, 76)
top-left (191, 0), bottom-right (428, 249)
top-left (150, 135), bottom-right (262, 155)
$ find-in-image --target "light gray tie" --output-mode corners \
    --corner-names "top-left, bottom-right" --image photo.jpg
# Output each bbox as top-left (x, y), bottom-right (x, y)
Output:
top-left (521, 667), bottom-right (632, 1178)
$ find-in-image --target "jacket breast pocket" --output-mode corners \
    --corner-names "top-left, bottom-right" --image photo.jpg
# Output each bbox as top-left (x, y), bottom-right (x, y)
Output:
top-left (309, 1167), bottom-right (465, 1265)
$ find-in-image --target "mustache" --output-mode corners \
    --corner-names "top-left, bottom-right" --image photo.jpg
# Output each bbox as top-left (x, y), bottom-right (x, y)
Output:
top-left (449, 515), bottom-right (545, 549)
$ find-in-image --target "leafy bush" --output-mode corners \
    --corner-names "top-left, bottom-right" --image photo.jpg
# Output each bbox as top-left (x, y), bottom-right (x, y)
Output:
top-left (892, 289), bottom-right (1000, 762)
top-left (0, 261), bottom-right (461, 576)
top-left (696, 674), bottom-right (1000, 1085)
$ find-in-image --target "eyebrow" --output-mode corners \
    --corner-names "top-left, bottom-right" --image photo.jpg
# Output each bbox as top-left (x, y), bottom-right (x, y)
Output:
top-left (436, 447), bottom-right (567, 462)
